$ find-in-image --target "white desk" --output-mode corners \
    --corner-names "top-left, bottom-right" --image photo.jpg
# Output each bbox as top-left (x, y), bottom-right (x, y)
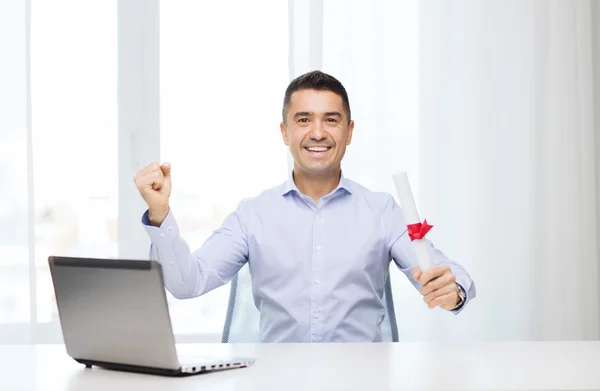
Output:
top-left (1, 342), bottom-right (599, 391)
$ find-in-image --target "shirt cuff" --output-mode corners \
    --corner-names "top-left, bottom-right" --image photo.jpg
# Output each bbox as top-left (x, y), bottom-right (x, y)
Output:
top-left (141, 208), bottom-right (180, 242)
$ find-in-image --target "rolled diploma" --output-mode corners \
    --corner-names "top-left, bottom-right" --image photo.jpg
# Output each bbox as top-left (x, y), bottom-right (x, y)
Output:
top-left (392, 171), bottom-right (434, 272)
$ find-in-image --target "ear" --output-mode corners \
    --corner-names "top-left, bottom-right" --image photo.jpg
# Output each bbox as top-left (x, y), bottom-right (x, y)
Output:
top-left (346, 120), bottom-right (354, 145)
top-left (280, 122), bottom-right (290, 146)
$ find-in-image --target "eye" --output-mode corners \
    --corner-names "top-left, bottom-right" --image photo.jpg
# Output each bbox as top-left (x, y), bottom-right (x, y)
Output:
top-left (298, 118), bottom-right (309, 123)
top-left (326, 118), bottom-right (338, 123)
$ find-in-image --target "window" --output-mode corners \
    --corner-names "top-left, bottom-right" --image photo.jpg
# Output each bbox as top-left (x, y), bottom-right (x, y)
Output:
top-left (0, 0), bottom-right (31, 329)
top-left (0, 127), bottom-right (29, 324)
top-left (3, 0), bottom-right (420, 344)
top-left (159, 0), bottom-right (289, 335)
top-left (32, 0), bottom-right (117, 324)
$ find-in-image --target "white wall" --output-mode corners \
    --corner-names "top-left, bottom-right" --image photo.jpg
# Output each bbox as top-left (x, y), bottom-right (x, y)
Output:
top-left (420, 0), bottom-right (599, 341)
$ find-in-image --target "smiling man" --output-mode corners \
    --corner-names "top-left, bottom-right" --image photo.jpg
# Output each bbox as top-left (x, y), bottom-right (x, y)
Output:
top-left (134, 70), bottom-right (476, 343)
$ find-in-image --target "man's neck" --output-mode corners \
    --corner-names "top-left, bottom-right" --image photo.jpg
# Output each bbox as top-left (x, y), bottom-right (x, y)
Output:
top-left (293, 167), bottom-right (341, 204)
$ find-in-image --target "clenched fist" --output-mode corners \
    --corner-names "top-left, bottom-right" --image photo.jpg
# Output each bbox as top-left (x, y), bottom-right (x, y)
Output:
top-left (412, 265), bottom-right (461, 311)
top-left (134, 162), bottom-right (172, 226)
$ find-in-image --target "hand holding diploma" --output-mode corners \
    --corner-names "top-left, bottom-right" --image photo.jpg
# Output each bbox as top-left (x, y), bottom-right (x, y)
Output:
top-left (393, 171), bottom-right (461, 310)
top-left (412, 266), bottom-right (460, 310)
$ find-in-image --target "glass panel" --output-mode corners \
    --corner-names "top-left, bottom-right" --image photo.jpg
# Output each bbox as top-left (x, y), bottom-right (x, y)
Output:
top-left (160, 0), bottom-right (289, 334)
top-left (0, 0), bottom-right (30, 324)
top-left (30, 0), bottom-right (118, 322)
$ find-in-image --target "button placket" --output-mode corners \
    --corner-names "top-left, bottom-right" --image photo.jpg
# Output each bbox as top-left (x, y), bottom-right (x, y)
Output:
top-left (310, 206), bottom-right (326, 342)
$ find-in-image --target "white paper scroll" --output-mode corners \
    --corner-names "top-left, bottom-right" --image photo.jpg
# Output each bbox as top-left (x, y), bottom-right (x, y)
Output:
top-left (392, 171), bottom-right (434, 272)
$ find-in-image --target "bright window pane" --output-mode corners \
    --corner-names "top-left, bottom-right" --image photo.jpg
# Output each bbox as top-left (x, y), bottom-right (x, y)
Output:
top-left (322, 0), bottom-right (420, 194)
top-left (160, 0), bottom-right (289, 335)
top-left (30, 0), bottom-right (118, 323)
top-left (0, 135), bottom-right (29, 324)
top-left (0, 0), bottom-right (30, 324)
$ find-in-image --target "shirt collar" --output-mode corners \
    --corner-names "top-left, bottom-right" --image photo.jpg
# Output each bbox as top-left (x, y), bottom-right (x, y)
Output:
top-left (280, 170), bottom-right (353, 197)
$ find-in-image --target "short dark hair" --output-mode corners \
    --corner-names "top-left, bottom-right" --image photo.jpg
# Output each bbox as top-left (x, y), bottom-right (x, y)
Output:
top-left (282, 70), bottom-right (351, 124)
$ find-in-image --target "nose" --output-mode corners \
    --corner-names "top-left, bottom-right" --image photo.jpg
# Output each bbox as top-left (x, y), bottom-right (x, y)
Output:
top-left (309, 120), bottom-right (326, 141)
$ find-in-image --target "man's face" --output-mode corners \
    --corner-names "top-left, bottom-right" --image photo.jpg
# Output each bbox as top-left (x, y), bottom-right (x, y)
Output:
top-left (280, 89), bottom-right (354, 177)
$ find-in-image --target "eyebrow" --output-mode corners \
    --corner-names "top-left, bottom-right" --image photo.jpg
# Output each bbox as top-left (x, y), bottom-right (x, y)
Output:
top-left (293, 111), bottom-right (343, 119)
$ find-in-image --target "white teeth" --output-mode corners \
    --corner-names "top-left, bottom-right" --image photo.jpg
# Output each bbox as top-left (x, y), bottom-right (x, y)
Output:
top-left (306, 147), bottom-right (330, 152)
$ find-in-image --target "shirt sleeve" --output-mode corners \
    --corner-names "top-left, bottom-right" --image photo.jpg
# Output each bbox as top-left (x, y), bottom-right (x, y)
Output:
top-left (142, 203), bottom-right (249, 299)
top-left (385, 195), bottom-right (476, 313)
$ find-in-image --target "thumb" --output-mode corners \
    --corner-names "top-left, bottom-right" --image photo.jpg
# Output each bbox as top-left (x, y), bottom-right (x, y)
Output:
top-left (159, 162), bottom-right (172, 195)
top-left (160, 162), bottom-right (171, 177)
top-left (412, 267), bottom-right (422, 282)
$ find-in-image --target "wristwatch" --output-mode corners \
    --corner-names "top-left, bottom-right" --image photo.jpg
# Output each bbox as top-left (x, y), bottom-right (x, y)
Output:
top-left (455, 284), bottom-right (466, 308)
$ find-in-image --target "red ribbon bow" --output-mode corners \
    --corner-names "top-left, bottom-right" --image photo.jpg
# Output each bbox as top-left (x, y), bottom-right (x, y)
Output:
top-left (407, 220), bottom-right (433, 241)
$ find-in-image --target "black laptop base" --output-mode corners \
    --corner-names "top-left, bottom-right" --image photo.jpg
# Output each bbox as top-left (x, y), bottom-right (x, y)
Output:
top-left (74, 358), bottom-right (202, 377)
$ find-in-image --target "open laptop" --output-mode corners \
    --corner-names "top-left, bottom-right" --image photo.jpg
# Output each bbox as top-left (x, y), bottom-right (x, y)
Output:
top-left (48, 256), bottom-right (256, 376)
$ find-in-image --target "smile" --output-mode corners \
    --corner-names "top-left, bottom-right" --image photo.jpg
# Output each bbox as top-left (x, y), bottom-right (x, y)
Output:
top-left (304, 146), bottom-right (331, 152)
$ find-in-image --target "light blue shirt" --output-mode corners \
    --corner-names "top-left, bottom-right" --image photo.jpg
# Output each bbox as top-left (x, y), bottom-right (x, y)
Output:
top-left (142, 173), bottom-right (475, 342)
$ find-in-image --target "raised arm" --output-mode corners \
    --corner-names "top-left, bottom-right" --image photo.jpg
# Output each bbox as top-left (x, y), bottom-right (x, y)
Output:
top-left (135, 162), bottom-right (248, 299)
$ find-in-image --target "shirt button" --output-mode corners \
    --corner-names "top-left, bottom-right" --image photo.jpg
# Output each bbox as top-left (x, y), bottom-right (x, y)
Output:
top-left (169, 261), bottom-right (174, 265)
top-left (316, 212), bottom-right (322, 217)
top-left (159, 233), bottom-right (165, 238)
top-left (316, 245), bottom-right (322, 250)
top-left (167, 226), bottom-right (173, 231)
top-left (315, 279), bottom-right (321, 284)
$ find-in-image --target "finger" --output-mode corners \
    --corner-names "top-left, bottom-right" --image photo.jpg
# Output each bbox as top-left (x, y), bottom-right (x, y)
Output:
top-left (420, 268), bottom-right (455, 295)
top-left (411, 267), bottom-right (422, 281)
top-left (421, 271), bottom-right (455, 296)
top-left (420, 265), bottom-right (450, 286)
top-left (151, 174), bottom-right (164, 191)
top-left (134, 163), bottom-right (161, 185)
top-left (138, 172), bottom-right (164, 192)
top-left (139, 170), bottom-right (164, 183)
top-left (152, 180), bottom-right (163, 191)
top-left (160, 162), bottom-right (171, 177)
top-left (428, 291), bottom-right (456, 309)
top-left (423, 283), bottom-right (455, 305)
top-left (138, 161), bottom-right (161, 176)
